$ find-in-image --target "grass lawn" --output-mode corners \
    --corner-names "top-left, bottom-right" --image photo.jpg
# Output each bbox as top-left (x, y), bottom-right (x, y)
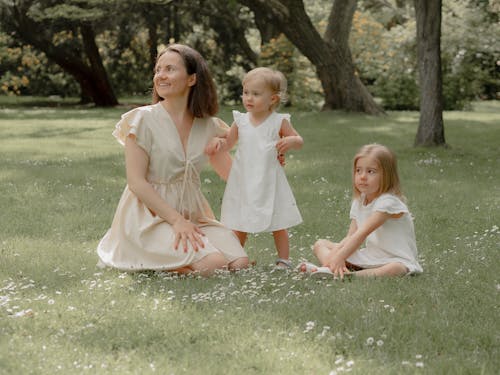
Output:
top-left (0, 97), bottom-right (498, 374)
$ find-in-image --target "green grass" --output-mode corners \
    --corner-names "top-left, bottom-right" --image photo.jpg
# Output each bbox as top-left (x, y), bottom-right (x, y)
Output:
top-left (0, 97), bottom-right (499, 374)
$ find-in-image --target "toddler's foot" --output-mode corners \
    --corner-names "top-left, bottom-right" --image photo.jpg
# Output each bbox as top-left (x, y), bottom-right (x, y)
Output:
top-left (275, 258), bottom-right (292, 270)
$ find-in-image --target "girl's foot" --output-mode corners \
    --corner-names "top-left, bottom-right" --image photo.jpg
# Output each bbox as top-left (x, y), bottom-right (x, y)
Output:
top-left (296, 261), bottom-right (319, 273)
top-left (311, 267), bottom-right (340, 279)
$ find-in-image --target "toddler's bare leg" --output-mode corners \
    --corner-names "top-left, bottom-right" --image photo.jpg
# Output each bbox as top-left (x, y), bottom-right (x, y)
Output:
top-left (273, 229), bottom-right (289, 260)
top-left (234, 230), bottom-right (248, 247)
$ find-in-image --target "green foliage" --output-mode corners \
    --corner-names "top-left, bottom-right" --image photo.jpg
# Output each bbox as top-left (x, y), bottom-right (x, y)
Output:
top-left (351, 0), bottom-right (499, 110)
top-left (0, 0), bottom-right (497, 110)
top-left (350, 13), bottom-right (420, 110)
top-left (0, 100), bottom-right (499, 373)
top-left (97, 30), bottom-right (152, 97)
top-left (0, 33), bottom-right (78, 97)
top-left (259, 34), bottom-right (323, 109)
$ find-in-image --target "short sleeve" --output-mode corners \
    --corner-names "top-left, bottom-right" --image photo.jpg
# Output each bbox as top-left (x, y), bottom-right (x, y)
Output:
top-left (276, 113), bottom-right (291, 123)
top-left (373, 194), bottom-right (409, 215)
top-left (112, 107), bottom-right (152, 155)
top-left (232, 110), bottom-right (244, 127)
top-left (349, 199), bottom-right (359, 220)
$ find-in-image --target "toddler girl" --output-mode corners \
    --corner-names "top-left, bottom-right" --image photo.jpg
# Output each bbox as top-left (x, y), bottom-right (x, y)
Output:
top-left (301, 144), bottom-right (423, 278)
top-left (205, 67), bottom-right (303, 269)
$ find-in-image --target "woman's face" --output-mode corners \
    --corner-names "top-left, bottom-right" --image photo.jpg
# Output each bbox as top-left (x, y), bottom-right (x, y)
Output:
top-left (154, 51), bottom-right (196, 100)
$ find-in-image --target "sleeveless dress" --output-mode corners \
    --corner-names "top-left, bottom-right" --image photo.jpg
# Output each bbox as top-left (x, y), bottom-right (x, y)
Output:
top-left (347, 193), bottom-right (423, 274)
top-left (220, 111), bottom-right (302, 233)
top-left (97, 103), bottom-right (247, 271)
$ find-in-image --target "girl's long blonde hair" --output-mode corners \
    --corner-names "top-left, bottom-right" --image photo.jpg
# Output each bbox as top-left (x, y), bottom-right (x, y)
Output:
top-left (352, 144), bottom-right (404, 201)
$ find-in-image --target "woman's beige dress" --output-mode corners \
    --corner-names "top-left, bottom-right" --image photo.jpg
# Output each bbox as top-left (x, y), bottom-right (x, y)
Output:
top-left (97, 103), bottom-right (247, 271)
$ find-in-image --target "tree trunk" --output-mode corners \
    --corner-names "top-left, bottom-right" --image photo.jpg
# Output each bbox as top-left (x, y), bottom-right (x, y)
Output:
top-left (80, 24), bottom-right (118, 106)
top-left (6, 5), bottom-right (118, 107)
top-left (414, 0), bottom-right (446, 146)
top-left (240, 0), bottom-right (383, 114)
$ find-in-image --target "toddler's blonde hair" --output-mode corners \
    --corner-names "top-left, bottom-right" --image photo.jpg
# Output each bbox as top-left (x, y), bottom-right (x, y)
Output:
top-left (352, 144), bottom-right (404, 201)
top-left (242, 67), bottom-right (288, 109)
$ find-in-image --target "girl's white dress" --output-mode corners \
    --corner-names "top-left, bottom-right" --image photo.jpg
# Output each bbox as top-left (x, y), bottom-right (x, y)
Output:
top-left (347, 193), bottom-right (423, 274)
top-left (97, 103), bottom-right (247, 271)
top-left (221, 110), bottom-right (302, 233)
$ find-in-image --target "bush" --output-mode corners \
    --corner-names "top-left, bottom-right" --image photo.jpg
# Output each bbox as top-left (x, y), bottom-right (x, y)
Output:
top-left (0, 33), bottom-right (78, 97)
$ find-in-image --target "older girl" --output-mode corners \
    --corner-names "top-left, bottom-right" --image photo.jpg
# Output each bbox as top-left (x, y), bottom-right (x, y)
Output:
top-left (301, 144), bottom-right (423, 278)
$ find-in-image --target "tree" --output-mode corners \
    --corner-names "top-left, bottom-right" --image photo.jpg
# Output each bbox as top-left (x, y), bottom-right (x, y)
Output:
top-left (239, 0), bottom-right (383, 114)
top-left (0, 0), bottom-right (118, 106)
top-left (414, 0), bottom-right (446, 146)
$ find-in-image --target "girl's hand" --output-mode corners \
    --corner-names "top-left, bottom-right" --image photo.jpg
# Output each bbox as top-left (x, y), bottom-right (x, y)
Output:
top-left (327, 254), bottom-right (350, 279)
top-left (205, 137), bottom-right (225, 155)
top-left (172, 217), bottom-right (206, 252)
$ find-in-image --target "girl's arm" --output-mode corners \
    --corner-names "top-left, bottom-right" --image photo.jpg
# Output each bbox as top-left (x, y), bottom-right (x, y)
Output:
top-left (276, 118), bottom-right (303, 155)
top-left (125, 136), bottom-right (205, 252)
top-left (326, 211), bottom-right (393, 277)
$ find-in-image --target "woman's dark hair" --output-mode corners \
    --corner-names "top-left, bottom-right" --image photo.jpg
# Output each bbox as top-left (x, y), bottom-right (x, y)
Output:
top-left (152, 44), bottom-right (218, 117)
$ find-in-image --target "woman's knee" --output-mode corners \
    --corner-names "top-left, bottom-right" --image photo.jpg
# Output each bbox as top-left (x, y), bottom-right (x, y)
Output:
top-left (228, 256), bottom-right (249, 271)
top-left (191, 253), bottom-right (228, 276)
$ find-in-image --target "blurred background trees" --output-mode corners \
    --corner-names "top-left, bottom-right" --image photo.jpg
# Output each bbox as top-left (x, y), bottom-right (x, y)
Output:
top-left (0, 0), bottom-right (498, 111)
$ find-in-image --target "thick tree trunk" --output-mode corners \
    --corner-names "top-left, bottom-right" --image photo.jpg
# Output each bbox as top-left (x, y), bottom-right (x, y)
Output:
top-left (240, 0), bottom-right (383, 114)
top-left (7, 5), bottom-right (118, 107)
top-left (414, 0), bottom-right (446, 146)
top-left (80, 24), bottom-right (118, 106)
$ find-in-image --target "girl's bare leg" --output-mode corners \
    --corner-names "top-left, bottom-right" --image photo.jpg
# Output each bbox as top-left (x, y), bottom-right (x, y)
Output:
top-left (234, 230), bottom-right (248, 247)
top-left (312, 239), bottom-right (341, 266)
top-left (353, 262), bottom-right (408, 277)
top-left (273, 229), bottom-right (289, 260)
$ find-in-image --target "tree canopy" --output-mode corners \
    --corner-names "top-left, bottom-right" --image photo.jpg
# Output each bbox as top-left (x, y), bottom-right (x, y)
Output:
top-left (0, 0), bottom-right (497, 117)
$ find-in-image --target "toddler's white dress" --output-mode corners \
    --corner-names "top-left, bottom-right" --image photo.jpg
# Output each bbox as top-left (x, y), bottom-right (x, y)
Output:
top-left (221, 111), bottom-right (302, 233)
top-left (347, 193), bottom-right (423, 274)
top-left (97, 103), bottom-right (247, 271)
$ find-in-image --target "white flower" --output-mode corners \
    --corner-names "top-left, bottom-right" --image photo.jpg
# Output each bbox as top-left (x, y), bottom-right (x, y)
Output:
top-left (376, 340), bottom-right (384, 346)
top-left (366, 337), bottom-right (374, 345)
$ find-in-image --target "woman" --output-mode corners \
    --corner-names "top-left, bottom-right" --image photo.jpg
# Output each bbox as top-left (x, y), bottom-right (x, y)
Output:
top-left (97, 44), bottom-right (249, 276)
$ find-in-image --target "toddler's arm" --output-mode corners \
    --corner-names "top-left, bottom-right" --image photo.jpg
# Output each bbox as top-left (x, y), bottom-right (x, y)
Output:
top-left (276, 118), bottom-right (303, 155)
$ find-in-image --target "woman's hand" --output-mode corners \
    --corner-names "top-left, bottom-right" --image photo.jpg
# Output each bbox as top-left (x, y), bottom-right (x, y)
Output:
top-left (204, 137), bottom-right (225, 156)
top-left (172, 217), bottom-right (206, 252)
